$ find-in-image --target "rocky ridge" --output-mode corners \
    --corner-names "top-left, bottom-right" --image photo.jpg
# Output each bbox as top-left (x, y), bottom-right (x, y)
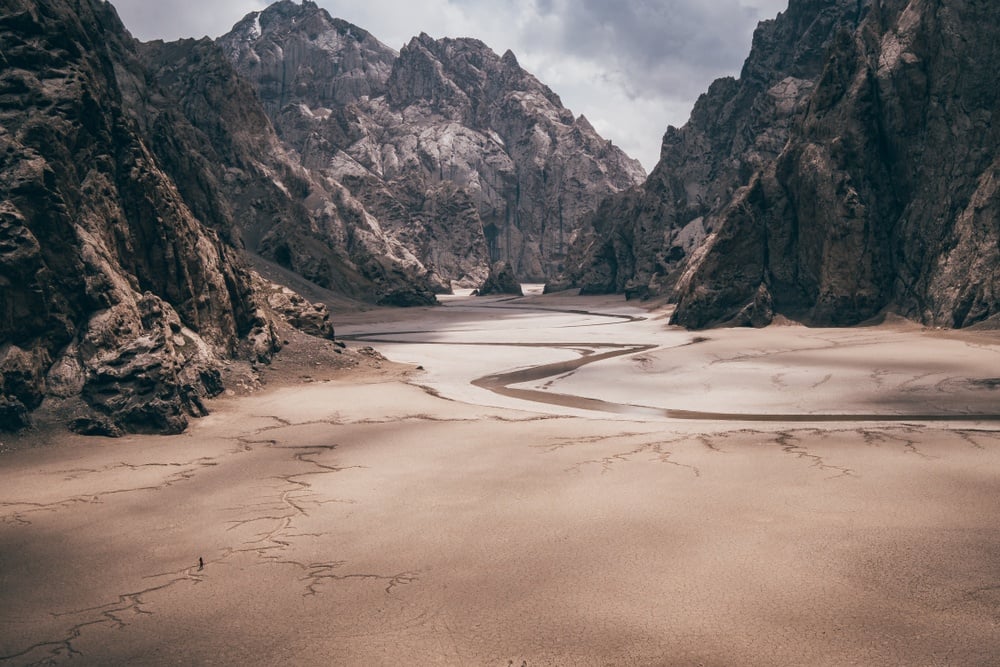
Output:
top-left (552, 0), bottom-right (866, 300)
top-left (672, 0), bottom-right (1000, 328)
top-left (218, 0), bottom-right (646, 287)
top-left (138, 37), bottom-right (439, 308)
top-left (558, 0), bottom-right (999, 330)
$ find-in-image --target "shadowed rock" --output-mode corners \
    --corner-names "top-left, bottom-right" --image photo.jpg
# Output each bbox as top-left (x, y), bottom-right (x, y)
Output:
top-left (558, 0), bottom-right (1000, 330)
top-left (0, 0), bottom-right (279, 433)
top-left (477, 262), bottom-right (524, 297)
top-left (673, 0), bottom-right (1000, 328)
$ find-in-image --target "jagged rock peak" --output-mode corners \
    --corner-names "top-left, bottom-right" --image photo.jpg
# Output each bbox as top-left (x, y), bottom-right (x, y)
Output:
top-left (555, 0), bottom-right (869, 301)
top-left (386, 32), bottom-right (567, 122)
top-left (218, 5), bottom-right (646, 286)
top-left (219, 0), bottom-right (397, 112)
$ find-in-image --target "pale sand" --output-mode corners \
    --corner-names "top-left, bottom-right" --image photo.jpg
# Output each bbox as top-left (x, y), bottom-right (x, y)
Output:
top-left (2, 293), bottom-right (1000, 665)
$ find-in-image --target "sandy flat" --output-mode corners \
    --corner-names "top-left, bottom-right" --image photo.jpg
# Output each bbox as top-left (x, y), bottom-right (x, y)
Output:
top-left (2, 293), bottom-right (1000, 666)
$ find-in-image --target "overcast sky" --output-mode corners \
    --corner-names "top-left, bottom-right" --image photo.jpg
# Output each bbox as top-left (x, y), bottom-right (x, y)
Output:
top-left (110, 0), bottom-right (789, 172)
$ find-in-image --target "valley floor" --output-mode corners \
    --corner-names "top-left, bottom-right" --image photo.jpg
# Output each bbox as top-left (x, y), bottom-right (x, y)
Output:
top-left (2, 291), bottom-right (1000, 665)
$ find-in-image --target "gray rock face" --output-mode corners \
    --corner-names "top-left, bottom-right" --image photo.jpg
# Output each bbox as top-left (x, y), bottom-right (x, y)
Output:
top-left (219, 2), bottom-right (645, 287)
top-left (556, 0), bottom-right (865, 299)
top-left (672, 0), bottom-right (1000, 328)
top-left (0, 0), bottom-right (282, 433)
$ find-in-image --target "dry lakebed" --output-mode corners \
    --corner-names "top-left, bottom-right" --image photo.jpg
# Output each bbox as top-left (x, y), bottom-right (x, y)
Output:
top-left (2, 290), bottom-right (999, 665)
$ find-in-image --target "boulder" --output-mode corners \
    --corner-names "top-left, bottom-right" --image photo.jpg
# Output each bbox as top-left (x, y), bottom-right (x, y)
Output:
top-left (477, 261), bottom-right (524, 297)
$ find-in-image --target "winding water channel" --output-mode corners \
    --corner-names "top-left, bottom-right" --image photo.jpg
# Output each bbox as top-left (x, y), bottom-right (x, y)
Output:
top-left (339, 291), bottom-right (1000, 423)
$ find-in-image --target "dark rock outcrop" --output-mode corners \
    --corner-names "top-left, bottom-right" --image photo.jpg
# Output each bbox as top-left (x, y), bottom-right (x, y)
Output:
top-left (218, 1), bottom-right (646, 287)
top-left (256, 277), bottom-right (337, 341)
top-left (0, 0), bottom-right (279, 433)
top-left (673, 0), bottom-right (1000, 328)
top-left (477, 261), bottom-right (523, 297)
top-left (555, 0), bottom-right (865, 300)
top-left (560, 0), bottom-right (999, 330)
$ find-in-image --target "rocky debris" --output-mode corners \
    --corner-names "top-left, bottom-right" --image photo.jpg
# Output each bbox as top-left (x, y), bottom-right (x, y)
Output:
top-left (672, 0), bottom-right (1000, 328)
top-left (556, 0), bottom-right (864, 300)
top-left (477, 261), bottom-right (524, 297)
top-left (75, 294), bottom-right (226, 435)
top-left (256, 277), bottom-right (337, 340)
top-left (0, 0), bottom-right (279, 433)
top-left (218, 3), bottom-right (645, 286)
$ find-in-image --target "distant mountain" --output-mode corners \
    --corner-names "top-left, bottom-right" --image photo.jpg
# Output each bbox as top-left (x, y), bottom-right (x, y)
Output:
top-left (558, 0), bottom-right (1000, 330)
top-left (218, 0), bottom-right (646, 286)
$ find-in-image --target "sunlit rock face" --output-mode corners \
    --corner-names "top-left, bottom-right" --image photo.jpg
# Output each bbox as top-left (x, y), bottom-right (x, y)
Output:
top-left (672, 0), bottom-right (1000, 328)
top-left (219, 1), bottom-right (645, 286)
top-left (0, 0), bottom-right (279, 433)
top-left (554, 0), bottom-right (865, 302)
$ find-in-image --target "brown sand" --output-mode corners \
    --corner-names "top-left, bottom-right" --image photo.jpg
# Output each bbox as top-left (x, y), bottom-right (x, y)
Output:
top-left (2, 293), bottom-right (999, 665)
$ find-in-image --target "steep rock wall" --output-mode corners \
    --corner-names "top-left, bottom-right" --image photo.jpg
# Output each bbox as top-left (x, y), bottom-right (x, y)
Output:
top-left (673, 0), bottom-right (1000, 328)
top-left (0, 0), bottom-right (278, 433)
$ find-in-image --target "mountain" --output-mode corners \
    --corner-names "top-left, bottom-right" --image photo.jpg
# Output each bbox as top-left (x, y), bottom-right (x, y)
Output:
top-left (137, 37), bottom-right (439, 307)
top-left (218, 0), bottom-right (646, 286)
top-left (558, 0), bottom-right (1000, 330)
top-left (672, 0), bottom-right (1000, 328)
top-left (552, 0), bottom-right (866, 300)
top-left (0, 0), bottom-right (348, 434)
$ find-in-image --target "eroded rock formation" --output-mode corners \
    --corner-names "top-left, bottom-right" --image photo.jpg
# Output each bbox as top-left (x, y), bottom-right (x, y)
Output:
top-left (477, 261), bottom-right (523, 297)
top-left (218, 0), bottom-right (645, 287)
top-left (559, 0), bottom-right (999, 330)
top-left (673, 0), bottom-right (1000, 328)
top-left (0, 0), bottom-right (280, 433)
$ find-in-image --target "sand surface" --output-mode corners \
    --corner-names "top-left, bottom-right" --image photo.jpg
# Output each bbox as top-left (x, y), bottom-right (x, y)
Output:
top-left (2, 292), bottom-right (1000, 665)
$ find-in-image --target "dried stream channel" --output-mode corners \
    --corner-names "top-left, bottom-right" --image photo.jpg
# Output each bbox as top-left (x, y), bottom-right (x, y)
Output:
top-left (3, 292), bottom-right (1000, 665)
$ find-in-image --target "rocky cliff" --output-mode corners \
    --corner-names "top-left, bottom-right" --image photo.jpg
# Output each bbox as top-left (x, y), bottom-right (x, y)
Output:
top-left (672, 0), bottom-right (1000, 328)
top-left (218, 0), bottom-right (646, 287)
top-left (560, 0), bottom-right (999, 330)
top-left (0, 0), bottom-right (281, 434)
top-left (553, 0), bottom-right (866, 299)
top-left (137, 37), bottom-right (439, 307)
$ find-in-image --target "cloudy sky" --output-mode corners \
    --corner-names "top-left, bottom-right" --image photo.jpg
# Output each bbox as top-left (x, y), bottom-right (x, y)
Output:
top-left (110, 0), bottom-right (789, 172)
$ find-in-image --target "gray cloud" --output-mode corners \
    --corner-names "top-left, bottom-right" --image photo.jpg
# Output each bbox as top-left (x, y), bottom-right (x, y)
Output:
top-left (109, 0), bottom-right (790, 171)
